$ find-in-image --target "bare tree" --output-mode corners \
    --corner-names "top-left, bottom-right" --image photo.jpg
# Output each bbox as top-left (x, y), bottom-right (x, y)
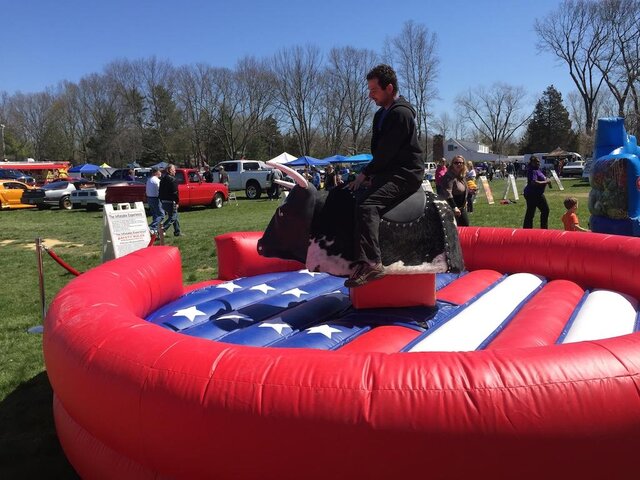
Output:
top-left (535, 0), bottom-right (612, 135)
top-left (210, 57), bottom-right (277, 159)
top-left (455, 83), bottom-right (530, 153)
top-left (595, 0), bottom-right (640, 135)
top-left (174, 64), bottom-right (219, 163)
top-left (272, 45), bottom-right (324, 155)
top-left (317, 72), bottom-right (348, 156)
top-left (432, 111), bottom-right (469, 142)
top-left (385, 21), bottom-right (439, 156)
top-left (8, 91), bottom-right (58, 160)
top-left (326, 46), bottom-right (378, 154)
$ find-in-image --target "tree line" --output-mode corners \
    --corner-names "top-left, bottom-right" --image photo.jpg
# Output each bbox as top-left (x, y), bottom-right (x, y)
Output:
top-left (1, 1), bottom-right (638, 166)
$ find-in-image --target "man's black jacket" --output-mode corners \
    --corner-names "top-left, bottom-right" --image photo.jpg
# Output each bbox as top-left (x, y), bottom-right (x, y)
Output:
top-left (362, 96), bottom-right (424, 186)
top-left (159, 174), bottom-right (179, 202)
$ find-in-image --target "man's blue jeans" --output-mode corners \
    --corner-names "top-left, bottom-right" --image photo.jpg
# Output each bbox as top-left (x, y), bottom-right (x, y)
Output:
top-left (148, 197), bottom-right (164, 232)
top-left (161, 200), bottom-right (181, 235)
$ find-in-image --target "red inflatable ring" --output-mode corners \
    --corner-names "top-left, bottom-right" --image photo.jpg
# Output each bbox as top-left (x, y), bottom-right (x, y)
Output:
top-left (44, 227), bottom-right (640, 479)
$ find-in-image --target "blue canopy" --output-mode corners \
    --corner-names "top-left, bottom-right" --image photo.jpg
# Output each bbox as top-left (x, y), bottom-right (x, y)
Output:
top-left (323, 155), bottom-right (349, 164)
top-left (346, 153), bottom-right (373, 163)
top-left (284, 156), bottom-right (330, 167)
top-left (68, 163), bottom-right (101, 174)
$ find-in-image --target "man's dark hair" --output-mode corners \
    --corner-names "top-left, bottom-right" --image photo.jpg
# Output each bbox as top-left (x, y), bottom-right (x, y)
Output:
top-left (366, 64), bottom-right (398, 93)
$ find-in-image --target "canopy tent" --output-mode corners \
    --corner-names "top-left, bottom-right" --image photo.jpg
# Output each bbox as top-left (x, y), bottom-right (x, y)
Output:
top-left (68, 163), bottom-right (101, 174)
top-left (345, 153), bottom-right (373, 163)
top-left (284, 156), bottom-right (330, 167)
top-left (151, 161), bottom-right (168, 169)
top-left (269, 152), bottom-right (298, 164)
top-left (323, 155), bottom-right (349, 163)
top-left (100, 162), bottom-right (111, 168)
top-left (547, 147), bottom-right (570, 157)
top-left (127, 161), bottom-right (141, 168)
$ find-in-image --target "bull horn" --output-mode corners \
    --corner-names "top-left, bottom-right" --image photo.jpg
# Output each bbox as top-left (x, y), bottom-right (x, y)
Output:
top-left (267, 160), bottom-right (308, 189)
top-left (274, 179), bottom-right (295, 190)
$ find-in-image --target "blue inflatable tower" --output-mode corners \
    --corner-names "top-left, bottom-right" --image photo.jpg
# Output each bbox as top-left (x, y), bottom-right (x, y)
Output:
top-left (589, 117), bottom-right (640, 236)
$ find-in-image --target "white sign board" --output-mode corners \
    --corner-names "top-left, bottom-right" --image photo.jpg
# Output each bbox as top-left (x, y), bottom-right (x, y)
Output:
top-left (502, 174), bottom-right (519, 201)
top-left (103, 202), bottom-right (151, 261)
top-left (550, 170), bottom-right (564, 190)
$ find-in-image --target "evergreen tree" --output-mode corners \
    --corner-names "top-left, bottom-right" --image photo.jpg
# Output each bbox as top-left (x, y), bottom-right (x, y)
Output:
top-left (519, 85), bottom-right (577, 153)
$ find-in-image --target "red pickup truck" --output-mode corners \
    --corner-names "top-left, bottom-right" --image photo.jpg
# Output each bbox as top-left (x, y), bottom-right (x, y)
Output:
top-left (105, 168), bottom-right (229, 208)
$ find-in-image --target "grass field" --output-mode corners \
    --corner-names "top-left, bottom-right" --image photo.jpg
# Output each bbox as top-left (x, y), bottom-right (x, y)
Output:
top-left (0, 177), bottom-right (591, 476)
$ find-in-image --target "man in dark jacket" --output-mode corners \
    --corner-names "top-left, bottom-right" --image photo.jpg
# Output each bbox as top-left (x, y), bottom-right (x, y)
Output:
top-left (345, 64), bottom-right (424, 288)
top-left (159, 164), bottom-right (182, 236)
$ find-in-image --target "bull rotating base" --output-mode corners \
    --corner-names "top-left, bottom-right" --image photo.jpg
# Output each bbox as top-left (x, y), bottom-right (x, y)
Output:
top-left (349, 273), bottom-right (436, 309)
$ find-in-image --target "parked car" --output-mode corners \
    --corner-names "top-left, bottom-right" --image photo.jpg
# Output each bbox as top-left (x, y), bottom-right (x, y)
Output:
top-left (213, 160), bottom-right (273, 199)
top-left (71, 186), bottom-right (106, 210)
top-left (21, 178), bottom-right (94, 210)
top-left (109, 168), bottom-right (152, 181)
top-left (105, 168), bottom-right (228, 208)
top-left (0, 169), bottom-right (36, 186)
top-left (561, 161), bottom-right (585, 177)
top-left (0, 180), bottom-right (36, 209)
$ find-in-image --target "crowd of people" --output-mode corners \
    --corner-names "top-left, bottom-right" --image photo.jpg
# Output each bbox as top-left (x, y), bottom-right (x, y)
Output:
top-left (433, 154), bottom-right (588, 232)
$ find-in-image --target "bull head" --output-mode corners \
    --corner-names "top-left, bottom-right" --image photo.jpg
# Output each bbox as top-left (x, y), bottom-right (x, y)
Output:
top-left (257, 161), bottom-right (318, 264)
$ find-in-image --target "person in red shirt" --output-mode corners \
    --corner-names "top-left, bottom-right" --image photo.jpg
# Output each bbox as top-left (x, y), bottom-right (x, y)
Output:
top-left (562, 197), bottom-right (589, 232)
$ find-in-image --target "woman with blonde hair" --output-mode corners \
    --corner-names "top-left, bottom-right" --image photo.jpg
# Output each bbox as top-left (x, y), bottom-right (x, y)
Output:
top-left (440, 155), bottom-right (469, 226)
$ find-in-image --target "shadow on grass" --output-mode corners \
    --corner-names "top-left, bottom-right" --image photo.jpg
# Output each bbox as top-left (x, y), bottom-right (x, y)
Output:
top-left (0, 372), bottom-right (78, 478)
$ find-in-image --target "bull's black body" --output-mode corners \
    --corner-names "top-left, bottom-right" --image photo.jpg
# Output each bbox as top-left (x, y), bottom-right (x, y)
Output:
top-left (258, 184), bottom-right (464, 277)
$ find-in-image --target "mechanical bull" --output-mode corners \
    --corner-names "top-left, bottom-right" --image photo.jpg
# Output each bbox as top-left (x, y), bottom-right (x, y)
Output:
top-left (257, 162), bottom-right (464, 278)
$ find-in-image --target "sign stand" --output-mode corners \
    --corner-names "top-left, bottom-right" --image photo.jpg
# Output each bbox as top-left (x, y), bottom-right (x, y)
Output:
top-left (103, 202), bottom-right (151, 262)
top-left (28, 237), bottom-right (46, 334)
top-left (502, 174), bottom-right (519, 201)
top-left (550, 170), bottom-right (564, 190)
top-left (478, 175), bottom-right (494, 204)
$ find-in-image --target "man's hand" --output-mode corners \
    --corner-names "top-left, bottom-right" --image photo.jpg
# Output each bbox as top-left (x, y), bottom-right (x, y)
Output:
top-left (348, 172), bottom-right (367, 191)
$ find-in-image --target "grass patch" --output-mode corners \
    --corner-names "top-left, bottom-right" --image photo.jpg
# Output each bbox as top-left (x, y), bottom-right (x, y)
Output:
top-left (0, 180), bottom-right (592, 475)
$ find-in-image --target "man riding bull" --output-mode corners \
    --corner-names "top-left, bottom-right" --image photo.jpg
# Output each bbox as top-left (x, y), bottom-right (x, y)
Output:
top-left (345, 64), bottom-right (425, 288)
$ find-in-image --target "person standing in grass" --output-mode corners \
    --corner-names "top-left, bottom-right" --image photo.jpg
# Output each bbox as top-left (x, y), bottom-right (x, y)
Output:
top-left (159, 164), bottom-right (182, 237)
top-left (562, 197), bottom-right (589, 232)
top-left (441, 155), bottom-right (469, 226)
top-left (465, 160), bottom-right (477, 213)
top-left (146, 167), bottom-right (164, 234)
top-left (523, 155), bottom-right (552, 229)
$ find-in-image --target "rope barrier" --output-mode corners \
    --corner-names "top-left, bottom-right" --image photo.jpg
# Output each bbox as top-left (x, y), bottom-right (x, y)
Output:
top-left (41, 229), bottom-right (159, 278)
top-left (42, 245), bottom-right (82, 276)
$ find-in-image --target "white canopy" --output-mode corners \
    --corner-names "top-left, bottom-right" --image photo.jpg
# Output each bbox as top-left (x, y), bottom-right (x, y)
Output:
top-left (269, 152), bottom-right (298, 164)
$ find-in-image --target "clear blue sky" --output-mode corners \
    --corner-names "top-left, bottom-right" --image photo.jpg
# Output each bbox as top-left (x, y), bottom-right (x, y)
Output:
top-left (1, 0), bottom-right (571, 118)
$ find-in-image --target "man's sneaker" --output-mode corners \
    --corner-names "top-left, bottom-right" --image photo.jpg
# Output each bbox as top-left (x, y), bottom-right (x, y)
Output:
top-left (344, 262), bottom-right (385, 288)
top-left (174, 232), bottom-right (184, 237)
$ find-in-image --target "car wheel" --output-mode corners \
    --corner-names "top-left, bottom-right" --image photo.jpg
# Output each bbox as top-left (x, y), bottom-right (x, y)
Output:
top-left (59, 195), bottom-right (73, 210)
top-left (245, 182), bottom-right (262, 200)
top-left (212, 193), bottom-right (224, 208)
